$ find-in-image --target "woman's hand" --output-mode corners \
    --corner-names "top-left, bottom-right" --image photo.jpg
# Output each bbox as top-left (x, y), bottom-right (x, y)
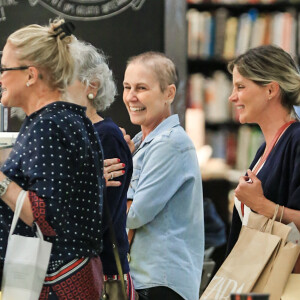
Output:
top-left (104, 158), bottom-right (125, 187)
top-left (119, 127), bottom-right (135, 154)
top-left (235, 169), bottom-right (275, 218)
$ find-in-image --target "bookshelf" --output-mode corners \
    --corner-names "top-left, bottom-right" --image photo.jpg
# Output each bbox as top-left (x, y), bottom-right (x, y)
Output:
top-left (185, 0), bottom-right (300, 176)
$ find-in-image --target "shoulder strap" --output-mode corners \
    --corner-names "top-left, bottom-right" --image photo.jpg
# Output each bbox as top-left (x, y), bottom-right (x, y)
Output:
top-left (103, 187), bottom-right (127, 300)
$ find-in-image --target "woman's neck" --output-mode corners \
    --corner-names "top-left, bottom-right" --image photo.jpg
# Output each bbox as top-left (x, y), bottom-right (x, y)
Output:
top-left (260, 114), bottom-right (295, 147)
top-left (86, 108), bottom-right (103, 124)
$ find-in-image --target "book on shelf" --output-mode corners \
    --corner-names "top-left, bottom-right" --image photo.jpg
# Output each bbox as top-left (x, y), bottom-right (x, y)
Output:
top-left (185, 108), bottom-right (205, 150)
top-left (204, 71), bottom-right (232, 123)
top-left (214, 8), bottom-right (229, 57)
top-left (187, 8), bottom-right (297, 60)
top-left (250, 14), bottom-right (267, 48)
top-left (236, 9), bottom-right (258, 56)
top-left (187, 9), bottom-right (201, 58)
top-left (187, 73), bottom-right (205, 109)
top-left (235, 125), bottom-right (264, 171)
top-left (223, 16), bottom-right (238, 60)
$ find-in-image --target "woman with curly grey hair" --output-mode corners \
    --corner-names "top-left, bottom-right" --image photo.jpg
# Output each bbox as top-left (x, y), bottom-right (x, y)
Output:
top-left (0, 19), bottom-right (105, 299)
top-left (68, 39), bottom-right (136, 299)
top-left (227, 45), bottom-right (300, 272)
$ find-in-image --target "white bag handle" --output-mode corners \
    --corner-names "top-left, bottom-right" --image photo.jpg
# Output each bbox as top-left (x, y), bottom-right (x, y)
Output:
top-left (8, 189), bottom-right (44, 240)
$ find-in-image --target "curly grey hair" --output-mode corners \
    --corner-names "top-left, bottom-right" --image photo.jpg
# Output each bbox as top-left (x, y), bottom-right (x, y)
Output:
top-left (70, 39), bottom-right (117, 111)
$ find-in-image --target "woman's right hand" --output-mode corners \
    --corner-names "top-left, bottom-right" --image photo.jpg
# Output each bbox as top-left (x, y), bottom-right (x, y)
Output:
top-left (119, 127), bottom-right (135, 154)
top-left (104, 158), bottom-right (125, 187)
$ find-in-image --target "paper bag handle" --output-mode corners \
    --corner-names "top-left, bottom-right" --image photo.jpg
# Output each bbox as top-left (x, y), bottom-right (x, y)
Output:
top-left (8, 190), bottom-right (44, 240)
top-left (260, 204), bottom-right (280, 233)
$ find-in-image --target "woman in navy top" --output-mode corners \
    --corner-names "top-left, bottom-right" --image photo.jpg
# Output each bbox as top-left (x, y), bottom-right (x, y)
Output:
top-left (0, 20), bottom-right (104, 299)
top-left (227, 45), bottom-right (300, 271)
top-left (68, 39), bottom-right (135, 299)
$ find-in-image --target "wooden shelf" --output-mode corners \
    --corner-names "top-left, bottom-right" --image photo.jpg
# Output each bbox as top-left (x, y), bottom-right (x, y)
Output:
top-left (188, 2), bottom-right (300, 13)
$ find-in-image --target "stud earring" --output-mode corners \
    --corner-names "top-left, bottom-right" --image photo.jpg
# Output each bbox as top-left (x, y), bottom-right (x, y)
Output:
top-left (87, 93), bottom-right (94, 100)
top-left (26, 82), bottom-right (30, 87)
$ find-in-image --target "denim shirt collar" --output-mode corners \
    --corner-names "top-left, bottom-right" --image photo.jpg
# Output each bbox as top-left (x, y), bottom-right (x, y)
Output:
top-left (132, 114), bottom-right (180, 154)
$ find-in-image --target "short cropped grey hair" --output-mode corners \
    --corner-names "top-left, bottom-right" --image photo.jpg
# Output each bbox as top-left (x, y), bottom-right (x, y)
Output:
top-left (70, 39), bottom-right (117, 111)
top-left (126, 51), bottom-right (178, 92)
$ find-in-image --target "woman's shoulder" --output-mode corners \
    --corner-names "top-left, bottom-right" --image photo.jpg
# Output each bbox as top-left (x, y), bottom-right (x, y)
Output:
top-left (148, 126), bottom-right (196, 157)
top-left (94, 118), bottom-right (125, 141)
top-left (287, 122), bottom-right (300, 143)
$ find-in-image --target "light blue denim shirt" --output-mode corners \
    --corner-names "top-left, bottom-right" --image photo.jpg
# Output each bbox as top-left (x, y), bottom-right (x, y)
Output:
top-left (127, 114), bottom-right (204, 300)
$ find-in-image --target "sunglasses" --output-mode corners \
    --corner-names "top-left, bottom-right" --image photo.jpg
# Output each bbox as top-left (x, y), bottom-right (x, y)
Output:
top-left (0, 66), bottom-right (31, 74)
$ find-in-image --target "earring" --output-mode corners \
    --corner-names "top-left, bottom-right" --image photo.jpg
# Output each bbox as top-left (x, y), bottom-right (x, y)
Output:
top-left (87, 93), bottom-right (94, 100)
top-left (26, 82), bottom-right (30, 87)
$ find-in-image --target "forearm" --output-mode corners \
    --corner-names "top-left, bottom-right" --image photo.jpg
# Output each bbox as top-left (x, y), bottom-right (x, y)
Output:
top-left (0, 172), bottom-right (34, 226)
top-left (257, 197), bottom-right (300, 231)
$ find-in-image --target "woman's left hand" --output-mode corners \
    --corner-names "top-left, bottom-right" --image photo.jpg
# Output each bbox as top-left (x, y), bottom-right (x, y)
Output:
top-left (103, 158), bottom-right (125, 187)
top-left (235, 169), bottom-right (268, 213)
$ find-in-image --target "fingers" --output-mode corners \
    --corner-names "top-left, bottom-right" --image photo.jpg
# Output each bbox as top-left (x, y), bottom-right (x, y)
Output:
top-left (106, 180), bottom-right (122, 187)
top-left (119, 127), bottom-right (126, 137)
top-left (104, 170), bottom-right (124, 180)
top-left (104, 158), bottom-right (120, 168)
top-left (247, 169), bottom-right (259, 183)
top-left (105, 163), bottom-right (125, 174)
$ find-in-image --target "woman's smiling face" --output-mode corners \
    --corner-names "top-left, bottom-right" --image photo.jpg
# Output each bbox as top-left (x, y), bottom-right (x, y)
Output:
top-left (123, 62), bottom-right (171, 135)
top-left (229, 66), bottom-right (270, 124)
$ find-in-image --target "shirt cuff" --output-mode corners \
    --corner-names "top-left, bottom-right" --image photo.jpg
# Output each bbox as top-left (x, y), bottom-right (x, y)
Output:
top-left (29, 191), bottom-right (56, 236)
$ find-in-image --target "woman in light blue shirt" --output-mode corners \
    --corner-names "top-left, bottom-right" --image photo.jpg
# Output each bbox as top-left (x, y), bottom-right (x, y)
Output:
top-left (123, 51), bottom-right (204, 300)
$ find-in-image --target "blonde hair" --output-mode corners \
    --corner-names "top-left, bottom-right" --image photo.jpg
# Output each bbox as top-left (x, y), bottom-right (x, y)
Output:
top-left (8, 18), bottom-right (76, 92)
top-left (228, 45), bottom-right (300, 111)
top-left (126, 51), bottom-right (178, 92)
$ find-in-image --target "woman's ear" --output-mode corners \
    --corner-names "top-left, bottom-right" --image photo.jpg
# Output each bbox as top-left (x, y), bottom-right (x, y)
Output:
top-left (166, 84), bottom-right (176, 104)
top-left (268, 81), bottom-right (280, 100)
top-left (27, 66), bottom-right (40, 86)
top-left (87, 82), bottom-right (100, 96)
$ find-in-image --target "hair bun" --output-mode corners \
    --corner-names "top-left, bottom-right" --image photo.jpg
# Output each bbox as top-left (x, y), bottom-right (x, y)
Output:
top-left (53, 21), bottom-right (75, 40)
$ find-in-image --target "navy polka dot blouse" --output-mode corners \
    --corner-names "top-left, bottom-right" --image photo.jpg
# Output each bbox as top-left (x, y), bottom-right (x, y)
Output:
top-left (0, 102), bottom-right (104, 270)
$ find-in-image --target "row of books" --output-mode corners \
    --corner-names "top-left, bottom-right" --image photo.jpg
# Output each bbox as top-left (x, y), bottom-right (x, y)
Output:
top-left (187, 8), bottom-right (298, 60)
top-left (206, 125), bottom-right (264, 170)
top-left (187, 71), bottom-right (236, 123)
top-left (187, 0), bottom-right (300, 4)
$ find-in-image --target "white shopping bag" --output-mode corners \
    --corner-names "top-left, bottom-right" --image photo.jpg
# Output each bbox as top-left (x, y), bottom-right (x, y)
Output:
top-left (1, 190), bottom-right (52, 300)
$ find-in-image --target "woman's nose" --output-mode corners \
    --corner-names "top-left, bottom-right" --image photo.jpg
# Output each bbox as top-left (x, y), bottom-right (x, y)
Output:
top-left (126, 89), bottom-right (137, 101)
top-left (228, 90), bottom-right (237, 102)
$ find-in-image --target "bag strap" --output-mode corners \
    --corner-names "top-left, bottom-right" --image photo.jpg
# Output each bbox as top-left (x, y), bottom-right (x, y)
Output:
top-left (260, 204), bottom-right (279, 233)
top-left (8, 189), bottom-right (27, 238)
top-left (252, 120), bottom-right (296, 175)
top-left (8, 190), bottom-right (45, 240)
top-left (103, 186), bottom-right (127, 300)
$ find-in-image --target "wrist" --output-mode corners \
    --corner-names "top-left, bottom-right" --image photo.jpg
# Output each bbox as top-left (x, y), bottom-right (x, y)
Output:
top-left (257, 197), bottom-right (275, 219)
top-left (0, 177), bottom-right (12, 197)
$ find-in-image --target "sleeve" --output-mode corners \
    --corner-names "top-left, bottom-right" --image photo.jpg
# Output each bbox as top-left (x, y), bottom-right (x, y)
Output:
top-left (288, 139), bottom-right (300, 209)
top-left (127, 140), bottom-right (186, 229)
top-left (100, 132), bottom-right (132, 232)
top-left (24, 119), bottom-right (80, 236)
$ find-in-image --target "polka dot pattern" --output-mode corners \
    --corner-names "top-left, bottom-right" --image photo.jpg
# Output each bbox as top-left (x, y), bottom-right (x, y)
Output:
top-left (0, 102), bottom-right (104, 270)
